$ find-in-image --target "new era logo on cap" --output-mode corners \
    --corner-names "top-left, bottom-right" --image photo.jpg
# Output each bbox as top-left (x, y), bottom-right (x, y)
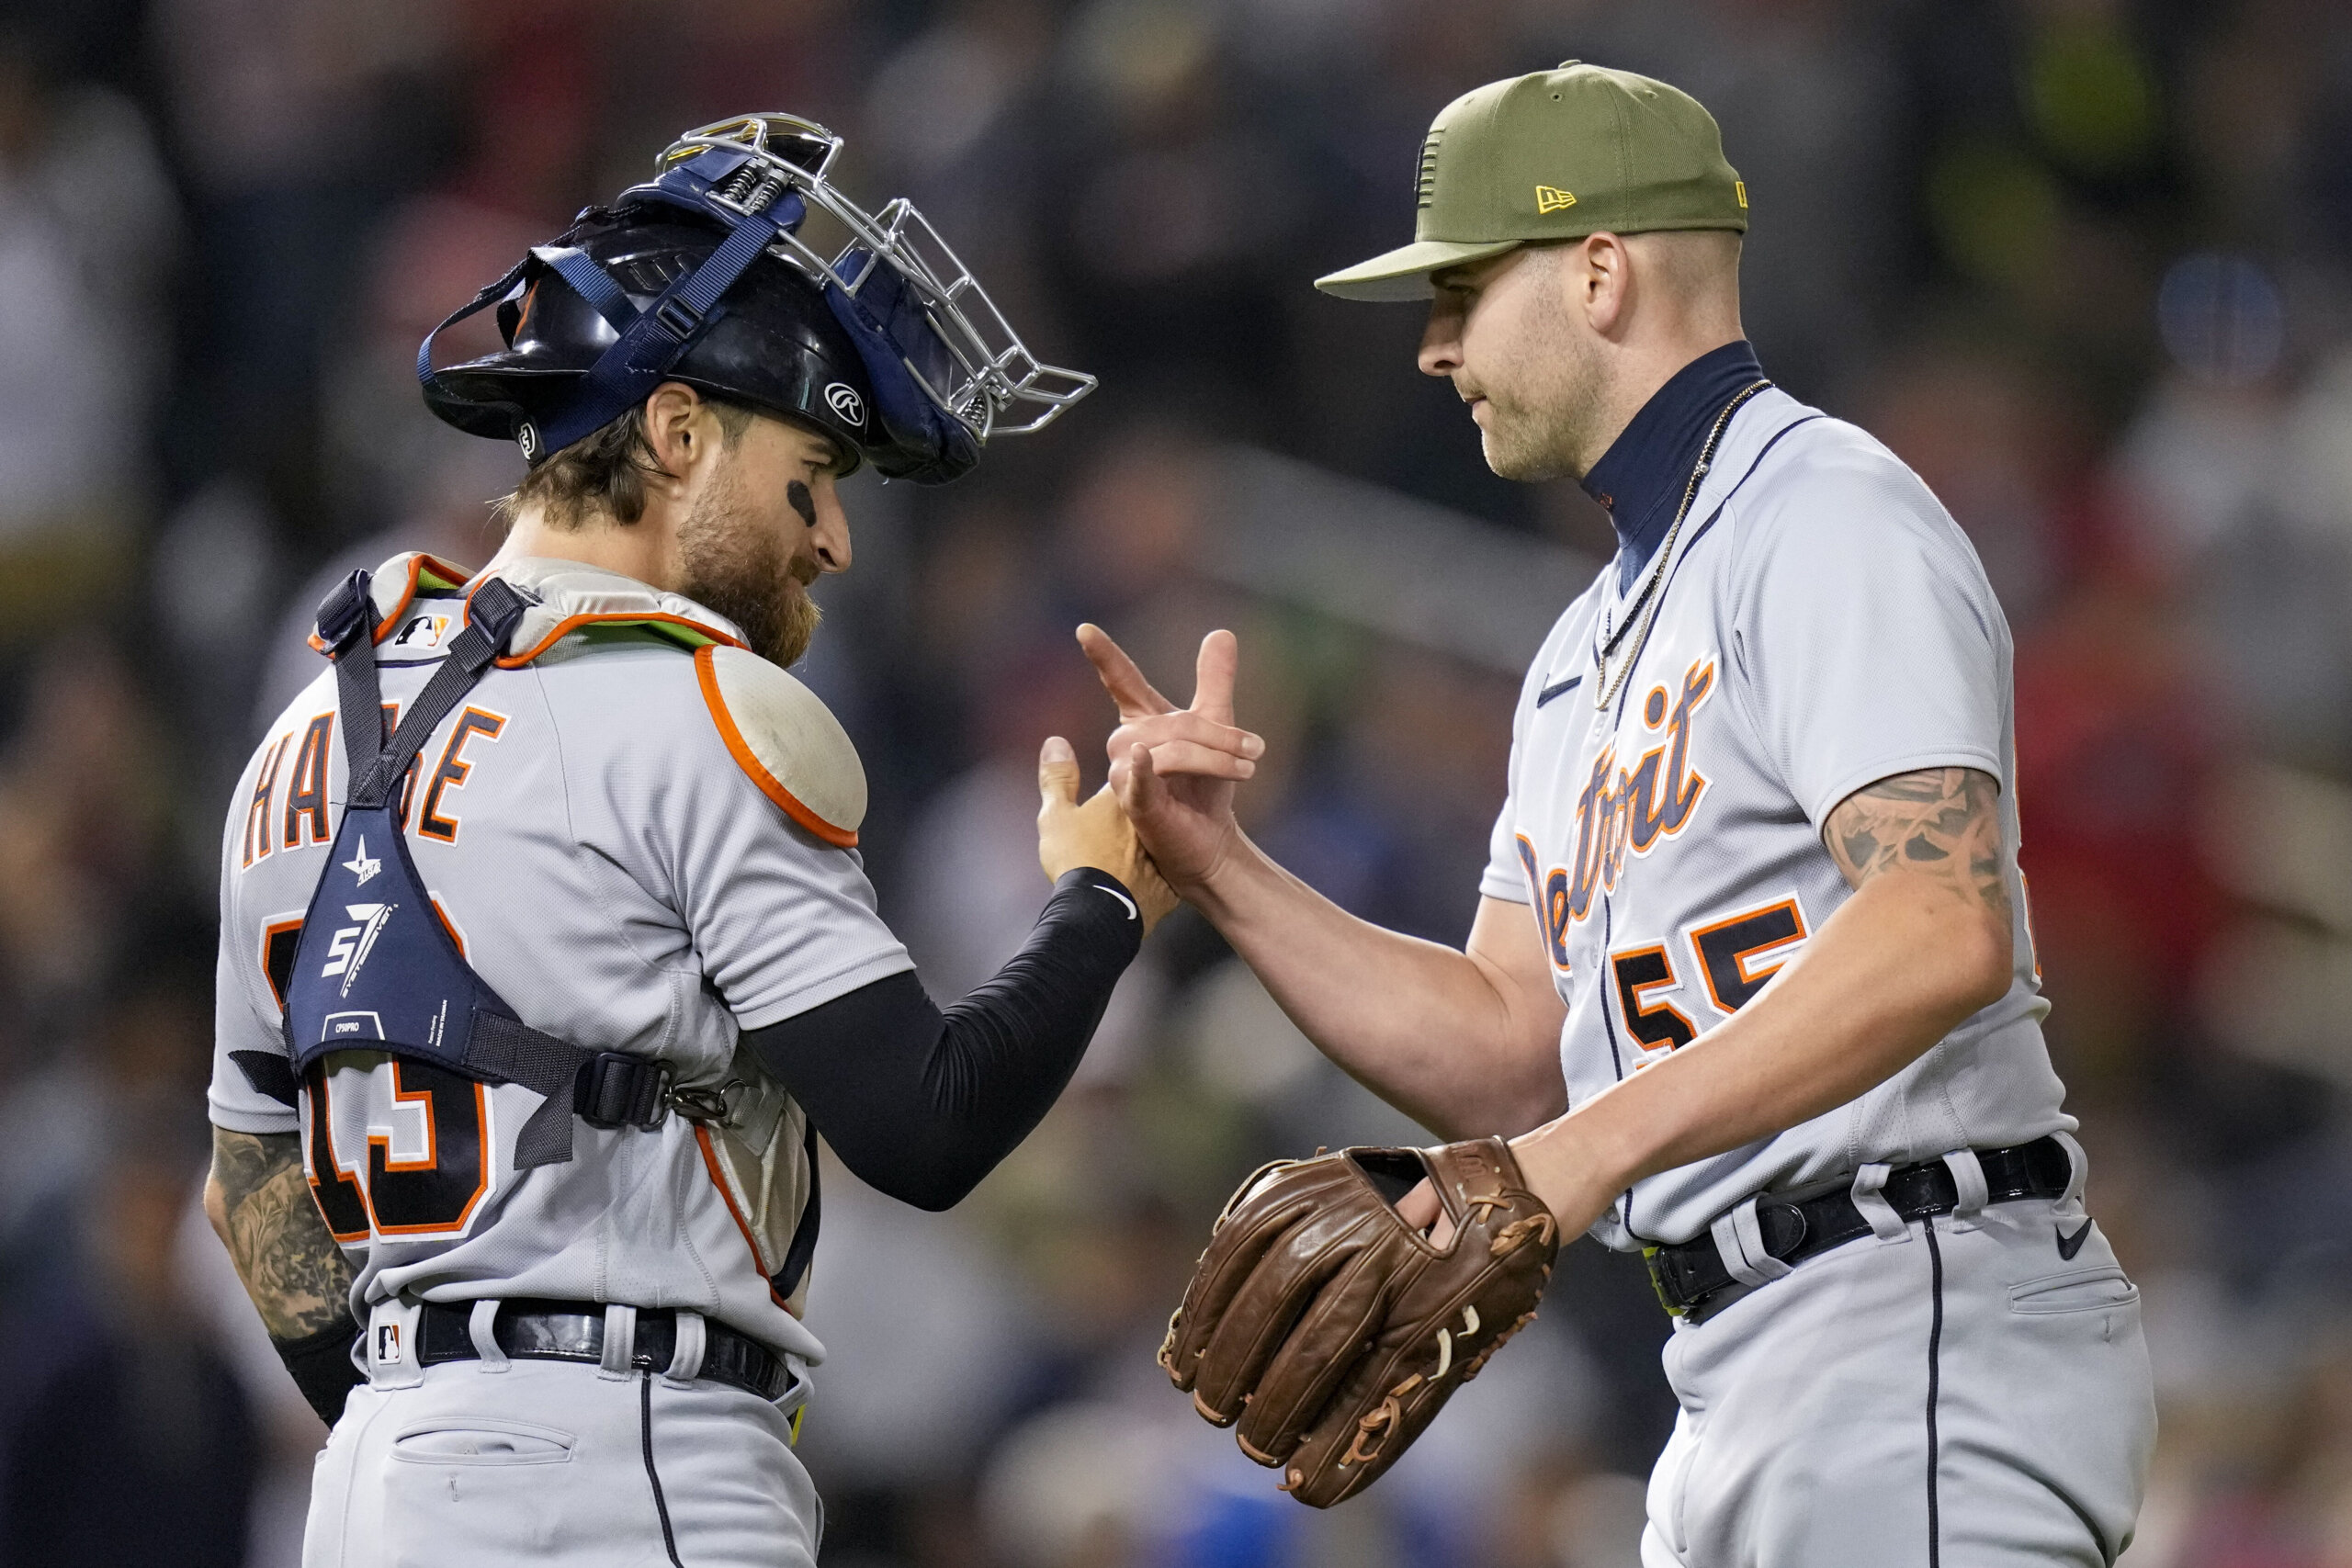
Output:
top-left (1317, 62), bottom-right (1750, 302)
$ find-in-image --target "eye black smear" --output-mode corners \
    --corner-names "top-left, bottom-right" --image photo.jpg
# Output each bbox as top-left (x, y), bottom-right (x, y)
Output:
top-left (787, 481), bottom-right (817, 528)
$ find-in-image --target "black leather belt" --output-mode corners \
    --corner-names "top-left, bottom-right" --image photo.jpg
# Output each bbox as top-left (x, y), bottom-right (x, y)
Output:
top-left (1646, 1135), bottom-right (2075, 1324)
top-left (417, 1299), bottom-right (793, 1402)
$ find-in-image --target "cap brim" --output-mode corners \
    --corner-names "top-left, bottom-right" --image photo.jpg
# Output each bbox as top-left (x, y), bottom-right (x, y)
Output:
top-left (1313, 238), bottom-right (1524, 301)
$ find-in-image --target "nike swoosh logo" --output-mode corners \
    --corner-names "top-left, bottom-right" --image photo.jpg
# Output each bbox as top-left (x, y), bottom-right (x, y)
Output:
top-left (1536, 674), bottom-right (1584, 707)
top-left (1099, 885), bottom-right (1138, 921)
top-left (2056, 1219), bottom-right (2094, 1260)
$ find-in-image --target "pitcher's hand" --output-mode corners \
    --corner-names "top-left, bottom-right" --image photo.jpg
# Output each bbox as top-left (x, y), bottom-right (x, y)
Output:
top-left (1078, 625), bottom-right (1263, 895)
top-left (1036, 736), bottom-right (1178, 931)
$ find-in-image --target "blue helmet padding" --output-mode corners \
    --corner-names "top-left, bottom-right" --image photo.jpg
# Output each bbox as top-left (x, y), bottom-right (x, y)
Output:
top-left (822, 253), bottom-right (979, 481)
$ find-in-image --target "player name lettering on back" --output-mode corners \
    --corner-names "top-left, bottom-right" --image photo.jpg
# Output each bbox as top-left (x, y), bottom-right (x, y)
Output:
top-left (236, 706), bottom-right (509, 875)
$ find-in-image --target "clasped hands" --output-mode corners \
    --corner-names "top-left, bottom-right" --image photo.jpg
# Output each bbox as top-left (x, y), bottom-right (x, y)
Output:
top-left (1033, 623), bottom-right (1266, 931)
top-left (1035, 622), bottom-right (1458, 1238)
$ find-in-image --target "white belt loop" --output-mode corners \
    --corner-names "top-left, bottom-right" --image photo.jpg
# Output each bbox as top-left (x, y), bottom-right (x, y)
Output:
top-left (661, 1311), bottom-right (707, 1389)
top-left (2050, 1130), bottom-right (2089, 1210)
top-left (599, 1303), bottom-right (639, 1381)
top-left (1849, 1162), bottom-right (1911, 1244)
top-left (1710, 1195), bottom-right (1793, 1287)
top-left (1941, 1148), bottom-right (1990, 1231)
top-left (468, 1301), bottom-right (510, 1371)
top-left (366, 1297), bottom-right (425, 1389)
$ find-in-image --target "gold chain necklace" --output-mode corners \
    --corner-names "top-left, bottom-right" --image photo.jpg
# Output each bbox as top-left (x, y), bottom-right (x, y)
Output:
top-left (1592, 378), bottom-right (1771, 712)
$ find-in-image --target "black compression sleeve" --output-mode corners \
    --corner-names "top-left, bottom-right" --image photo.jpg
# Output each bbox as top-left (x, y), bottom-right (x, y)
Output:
top-left (273, 1312), bottom-right (364, 1427)
top-left (742, 867), bottom-right (1144, 1211)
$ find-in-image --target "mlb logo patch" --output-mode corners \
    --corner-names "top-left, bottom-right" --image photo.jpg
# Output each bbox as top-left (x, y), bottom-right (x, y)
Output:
top-left (393, 614), bottom-right (451, 649)
top-left (375, 1323), bottom-right (402, 1365)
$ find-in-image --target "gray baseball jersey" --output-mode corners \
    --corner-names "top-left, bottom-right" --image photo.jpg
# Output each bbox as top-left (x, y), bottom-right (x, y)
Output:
top-left (208, 552), bottom-right (911, 1366)
top-left (1482, 387), bottom-right (2071, 1250)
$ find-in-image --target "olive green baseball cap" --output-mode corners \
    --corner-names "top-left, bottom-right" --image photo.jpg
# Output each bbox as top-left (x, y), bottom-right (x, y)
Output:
top-left (1316, 62), bottom-right (1748, 302)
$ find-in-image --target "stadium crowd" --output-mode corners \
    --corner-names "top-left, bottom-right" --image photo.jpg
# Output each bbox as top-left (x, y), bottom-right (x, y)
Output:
top-left (2, 0), bottom-right (2351, 1563)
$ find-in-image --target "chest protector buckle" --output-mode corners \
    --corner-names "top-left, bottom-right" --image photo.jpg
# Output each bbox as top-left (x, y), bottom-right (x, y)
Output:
top-left (279, 569), bottom-right (668, 1168)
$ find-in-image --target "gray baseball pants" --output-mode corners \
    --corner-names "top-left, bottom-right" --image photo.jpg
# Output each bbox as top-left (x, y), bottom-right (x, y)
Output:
top-left (304, 1300), bottom-right (820, 1566)
top-left (1642, 1187), bottom-right (2155, 1567)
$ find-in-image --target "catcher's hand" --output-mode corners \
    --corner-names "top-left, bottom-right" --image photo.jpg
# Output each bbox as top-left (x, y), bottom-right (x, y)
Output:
top-left (1159, 1137), bottom-right (1559, 1507)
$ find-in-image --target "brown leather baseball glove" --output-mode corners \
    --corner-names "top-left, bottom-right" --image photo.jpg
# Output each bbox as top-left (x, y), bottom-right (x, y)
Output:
top-left (1159, 1137), bottom-right (1559, 1507)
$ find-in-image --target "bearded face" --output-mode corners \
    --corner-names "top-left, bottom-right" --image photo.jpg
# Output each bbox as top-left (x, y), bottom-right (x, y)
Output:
top-left (674, 450), bottom-right (824, 668)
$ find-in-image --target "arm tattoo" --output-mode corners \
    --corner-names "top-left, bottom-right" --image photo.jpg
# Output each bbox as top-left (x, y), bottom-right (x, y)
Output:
top-left (1823, 766), bottom-right (2013, 924)
top-left (210, 1127), bottom-right (355, 1339)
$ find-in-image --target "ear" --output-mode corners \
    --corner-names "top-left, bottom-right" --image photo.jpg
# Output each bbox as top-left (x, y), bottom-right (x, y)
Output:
top-left (639, 382), bottom-right (707, 487)
top-left (1578, 232), bottom-right (1632, 336)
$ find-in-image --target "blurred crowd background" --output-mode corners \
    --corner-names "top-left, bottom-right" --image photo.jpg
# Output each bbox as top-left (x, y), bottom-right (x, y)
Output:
top-left (1, 0), bottom-right (2351, 1563)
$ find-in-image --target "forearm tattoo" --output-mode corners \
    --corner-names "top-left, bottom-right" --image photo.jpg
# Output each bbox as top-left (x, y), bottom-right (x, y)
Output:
top-left (1823, 766), bottom-right (2012, 924)
top-left (211, 1127), bottom-right (355, 1339)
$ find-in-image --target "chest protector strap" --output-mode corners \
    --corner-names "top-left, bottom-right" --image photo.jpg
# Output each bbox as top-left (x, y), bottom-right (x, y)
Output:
top-left (282, 570), bottom-right (669, 1169)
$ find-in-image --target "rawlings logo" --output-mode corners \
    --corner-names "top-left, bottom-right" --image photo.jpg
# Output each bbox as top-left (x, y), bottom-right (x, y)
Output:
top-left (824, 381), bottom-right (866, 427)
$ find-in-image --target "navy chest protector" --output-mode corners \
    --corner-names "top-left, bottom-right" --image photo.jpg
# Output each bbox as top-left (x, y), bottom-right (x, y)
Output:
top-left (279, 571), bottom-right (671, 1169)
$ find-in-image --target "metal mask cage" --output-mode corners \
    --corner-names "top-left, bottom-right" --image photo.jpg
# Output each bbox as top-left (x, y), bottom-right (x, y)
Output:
top-left (652, 113), bottom-right (1095, 441)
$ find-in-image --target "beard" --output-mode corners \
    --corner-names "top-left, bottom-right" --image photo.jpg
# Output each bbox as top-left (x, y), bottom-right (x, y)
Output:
top-left (675, 462), bottom-right (823, 668)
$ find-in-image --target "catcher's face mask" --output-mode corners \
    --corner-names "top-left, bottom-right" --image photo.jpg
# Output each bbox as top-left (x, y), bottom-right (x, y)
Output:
top-left (421, 112), bottom-right (1093, 483)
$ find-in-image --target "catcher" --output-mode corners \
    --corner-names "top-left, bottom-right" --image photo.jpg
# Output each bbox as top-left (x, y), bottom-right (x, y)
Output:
top-left (1094, 63), bottom-right (2154, 1563)
top-left (203, 114), bottom-right (1170, 1568)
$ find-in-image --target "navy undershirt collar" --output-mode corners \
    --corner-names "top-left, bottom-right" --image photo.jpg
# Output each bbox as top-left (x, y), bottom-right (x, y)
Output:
top-left (1583, 339), bottom-right (1768, 592)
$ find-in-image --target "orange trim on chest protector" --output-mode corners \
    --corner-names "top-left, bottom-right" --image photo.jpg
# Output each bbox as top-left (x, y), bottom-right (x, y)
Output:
top-left (495, 609), bottom-right (744, 667)
top-left (694, 1122), bottom-right (804, 1319)
top-left (693, 646), bottom-right (859, 848)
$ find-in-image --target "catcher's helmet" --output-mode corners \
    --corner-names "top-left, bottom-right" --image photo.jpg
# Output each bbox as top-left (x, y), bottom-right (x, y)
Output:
top-left (421, 114), bottom-right (1095, 483)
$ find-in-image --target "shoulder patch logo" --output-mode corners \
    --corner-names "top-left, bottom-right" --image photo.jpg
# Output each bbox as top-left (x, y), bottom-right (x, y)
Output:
top-left (392, 615), bottom-right (450, 649)
top-left (825, 382), bottom-right (866, 427)
top-left (1535, 185), bottom-right (1577, 214)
